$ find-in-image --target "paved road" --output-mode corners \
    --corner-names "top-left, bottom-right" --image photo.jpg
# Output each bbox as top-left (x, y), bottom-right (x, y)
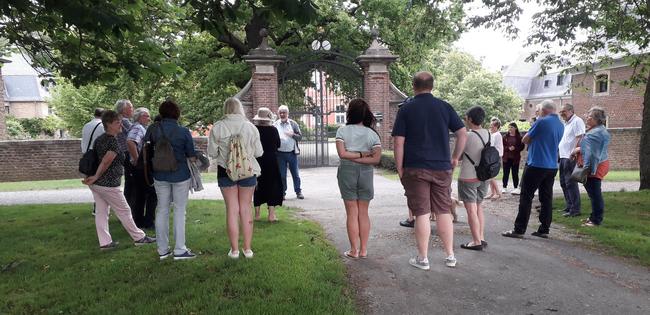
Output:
top-left (1, 168), bottom-right (648, 314)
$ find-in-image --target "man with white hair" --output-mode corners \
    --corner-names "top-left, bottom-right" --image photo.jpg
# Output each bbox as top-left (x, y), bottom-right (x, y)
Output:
top-left (274, 105), bottom-right (304, 199)
top-left (503, 99), bottom-right (564, 239)
top-left (558, 104), bottom-right (585, 217)
top-left (115, 99), bottom-right (135, 202)
top-left (127, 107), bottom-right (157, 229)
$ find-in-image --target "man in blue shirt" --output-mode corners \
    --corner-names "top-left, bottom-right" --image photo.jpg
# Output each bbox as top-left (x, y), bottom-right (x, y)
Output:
top-left (392, 71), bottom-right (467, 270)
top-left (503, 100), bottom-right (564, 239)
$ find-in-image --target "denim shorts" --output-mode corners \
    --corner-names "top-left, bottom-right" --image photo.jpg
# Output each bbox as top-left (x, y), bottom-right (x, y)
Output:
top-left (217, 175), bottom-right (257, 188)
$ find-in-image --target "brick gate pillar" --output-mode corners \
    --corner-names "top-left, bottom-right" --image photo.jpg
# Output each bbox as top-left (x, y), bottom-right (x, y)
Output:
top-left (357, 33), bottom-right (398, 147)
top-left (242, 29), bottom-right (286, 119)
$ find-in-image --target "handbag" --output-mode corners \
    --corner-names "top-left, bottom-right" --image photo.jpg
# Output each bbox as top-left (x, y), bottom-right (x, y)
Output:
top-left (79, 122), bottom-right (102, 176)
top-left (570, 164), bottom-right (590, 184)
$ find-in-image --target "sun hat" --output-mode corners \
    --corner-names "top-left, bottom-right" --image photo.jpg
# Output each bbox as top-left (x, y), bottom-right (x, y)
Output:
top-left (253, 107), bottom-right (275, 123)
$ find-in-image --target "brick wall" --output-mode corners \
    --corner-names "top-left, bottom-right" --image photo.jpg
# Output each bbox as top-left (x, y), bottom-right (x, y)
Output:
top-left (363, 68), bottom-right (391, 148)
top-left (0, 137), bottom-right (209, 182)
top-left (8, 101), bottom-right (49, 119)
top-left (251, 72), bottom-right (278, 117)
top-left (571, 66), bottom-right (644, 128)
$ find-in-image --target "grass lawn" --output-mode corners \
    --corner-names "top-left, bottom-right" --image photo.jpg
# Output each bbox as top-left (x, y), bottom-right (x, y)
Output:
top-left (554, 190), bottom-right (650, 266)
top-left (0, 201), bottom-right (355, 314)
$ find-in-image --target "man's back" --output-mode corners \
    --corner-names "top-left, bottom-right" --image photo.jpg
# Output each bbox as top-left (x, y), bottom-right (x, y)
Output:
top-left (81, 118), bottom-right (105, 153)
top-left (527, 114), bottom-right (564, 169)
top-left (392, 93), bottom-right (464, 170)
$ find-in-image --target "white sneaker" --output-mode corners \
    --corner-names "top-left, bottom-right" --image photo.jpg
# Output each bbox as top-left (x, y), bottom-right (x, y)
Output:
top-left (228, 249), bottom-right (240, 259)
top-left (534, 190), bottom-right (538, 196)
top-left (511, 188), bottom-right (521, 195)
top-left (243, 249), bottom-right (254, 259)
top-left (445, 255), bottom-right (457, 268)
top-left (409, 256), bottom-right (430, 270)
top-left (501, 188), bottom-right (507, 194)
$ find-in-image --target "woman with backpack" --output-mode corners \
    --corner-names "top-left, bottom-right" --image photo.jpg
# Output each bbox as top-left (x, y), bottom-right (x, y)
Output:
top-left (208, 97), bottom-right (263, 259)
top-left (458, 106), bottom-right (490, 251)
top-left (147, 100), bottom-right (198, 260)
top-left (335, 99), bottom-right (382, 259)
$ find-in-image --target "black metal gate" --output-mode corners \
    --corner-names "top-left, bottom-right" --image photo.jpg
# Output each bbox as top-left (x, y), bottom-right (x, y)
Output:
top-left (278, 51), bottom-right (364, 167)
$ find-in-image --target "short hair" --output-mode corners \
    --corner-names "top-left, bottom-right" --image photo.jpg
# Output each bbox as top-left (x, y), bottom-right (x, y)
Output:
top-left (278, 105), bottom-right (289, 113)
top-left (101, 110), bottom-right (120, 129)
top-left (465, 106), bottom-right (486, 126)
top-left (588, 106), bottom-right (607, 125)
top-left (412, 71), bottom-right (434, 91)
top-left (159, 100), bottom-right (181, 119)
top-left (491, 117), bottom-right (501, 128)
top-left (94, 108), bottom-right (105, 118)
top-left (133, 107), bottom-right (150, 122)
top-left (223, 97), bottom-right (245, 116)
top-left (539, 99), bottom-right (556, 112)
top-left (115, 99), bottom-right (132, 114)
top-left (562, 103), bottom-right (575, 112)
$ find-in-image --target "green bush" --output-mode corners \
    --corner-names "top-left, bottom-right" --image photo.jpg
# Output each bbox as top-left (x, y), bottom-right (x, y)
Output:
top-left (5, 116), bottom-right (28, 139)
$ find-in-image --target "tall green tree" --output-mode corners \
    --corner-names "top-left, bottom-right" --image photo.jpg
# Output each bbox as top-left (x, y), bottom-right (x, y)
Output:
top-left (524, 0), bottom-right (650, 189)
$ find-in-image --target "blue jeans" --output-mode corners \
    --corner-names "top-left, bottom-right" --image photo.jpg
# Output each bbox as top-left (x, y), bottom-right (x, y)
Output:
top-left (584, 178), bottom-right (604, 225)
top-left (277, 151), bottom-right (301, 194)
top-left (559, 158), bottom-right (581, 214)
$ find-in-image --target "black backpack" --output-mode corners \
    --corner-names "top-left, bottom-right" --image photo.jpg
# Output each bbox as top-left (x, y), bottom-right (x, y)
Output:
top-left (464, 130), bottom-right (501, 181)
top-left (150, 123), bottom-right (178, 173)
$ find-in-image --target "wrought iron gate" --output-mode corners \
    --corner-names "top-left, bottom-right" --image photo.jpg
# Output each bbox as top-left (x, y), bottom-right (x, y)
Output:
top-left (278, 51), bottom-right (364, 167)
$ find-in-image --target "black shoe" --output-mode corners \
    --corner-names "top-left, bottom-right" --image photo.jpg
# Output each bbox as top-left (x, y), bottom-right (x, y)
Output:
top-left (296, 192), bottom-right (304, 199)
top-left (481, 240), bottom-right (488, 248)
top-left (562, 212), bottom-right (581, 217)
top-left (557, 208), bottom-right (569, 213)
top-left (531, 231), bottom-right (549, 239)
top-left (399, 218), bottom-right (415, 228)
top-left (460, 242), bottom-right (483, 251)
top-left (502, 230), bottom-right (524, 239)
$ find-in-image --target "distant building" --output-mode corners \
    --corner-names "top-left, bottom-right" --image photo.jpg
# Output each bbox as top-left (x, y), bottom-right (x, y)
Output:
top-left (502, 53), bottom-right (645, 128)
top-left (1, 53), bottom-right (51, 119)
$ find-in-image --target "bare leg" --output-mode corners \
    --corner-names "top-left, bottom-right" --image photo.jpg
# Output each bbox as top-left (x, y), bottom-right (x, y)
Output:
top-left (221, 187), bottom-right (240, 252)
top-left (344, 200), bottom-right (360, 255)
top-left (414, 214), bottom-right (431, 259)
top-left (238, 186), bottom-right (255, 251)
top-left (268, 206), bottom-right (277, 221)
top-left (477, 202), bottom-right (485, 241)
top-left (254, 206), bottom-right (261, 220)
top-left (357, 200), bottom-right (371, 257)
top-left (463, 202), bottom-right (482, 245)
top-left (435, 213), bottom-right (455, 257)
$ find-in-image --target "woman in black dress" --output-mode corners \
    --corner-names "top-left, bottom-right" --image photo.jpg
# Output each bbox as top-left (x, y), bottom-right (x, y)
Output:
top-left (252, 107), bottom-right (283, 221)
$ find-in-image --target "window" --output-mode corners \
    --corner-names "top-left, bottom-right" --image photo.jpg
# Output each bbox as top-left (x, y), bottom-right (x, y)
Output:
top-left (556, 75), bottom-right (564, 86)
top-left (595, 74), bottom-right (608, 93)
top-left (544, 80), bottom-right (551, 88)
top-left (335, 104), bottom-right (346, 112)
top-left (4, 105), bottom-right (9, 114)
top-left (335, 113), bottom-right (345, 124)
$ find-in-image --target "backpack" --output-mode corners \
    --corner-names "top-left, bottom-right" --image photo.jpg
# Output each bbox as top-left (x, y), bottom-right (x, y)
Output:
top-left (78, 122), bottom-right (102, 176)
top-left (151, 123), bottom-right (178, 172)
top-left (225, 125), bottom-right (254, 181)
top-left (464, 130), bottom-right (501, 181)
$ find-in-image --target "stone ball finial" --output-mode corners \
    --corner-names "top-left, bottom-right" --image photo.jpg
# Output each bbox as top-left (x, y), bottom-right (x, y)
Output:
top-left (370, 28), bottom-right (379, 39)
top-left (260, 28), bottom-right (268, 38)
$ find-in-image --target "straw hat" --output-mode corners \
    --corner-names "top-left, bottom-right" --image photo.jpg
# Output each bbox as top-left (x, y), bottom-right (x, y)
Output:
top-left (253, 107), bottom-right (275, 124)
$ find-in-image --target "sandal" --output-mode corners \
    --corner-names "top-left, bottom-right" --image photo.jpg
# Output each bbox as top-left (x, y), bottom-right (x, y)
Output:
top-left (460, 242), bottom-right (483, 251)
top-left (343, 250), bottom-right (359, 259)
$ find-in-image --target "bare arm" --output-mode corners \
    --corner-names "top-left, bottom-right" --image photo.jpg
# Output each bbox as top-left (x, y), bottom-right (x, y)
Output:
top-left (82, 150), bottom-right (117, 185)
top-left (394, 136), bottom-right (405, 178)
top-left (451, 128), bottom-right (467, 169)
top-left (352, 146), bottom-right (382, 165)
top-left (522, 133), bottom-right (531, 144)
top-left (336, 140), bottom-right (371, 160)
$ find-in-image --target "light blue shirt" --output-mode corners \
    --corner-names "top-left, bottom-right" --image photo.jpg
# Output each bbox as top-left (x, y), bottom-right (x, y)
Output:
top-left (336, 124), bottom-right (381, 166)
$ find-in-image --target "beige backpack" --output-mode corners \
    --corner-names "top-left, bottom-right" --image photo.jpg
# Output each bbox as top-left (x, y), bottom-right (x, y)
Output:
top-left (225, 125), bottom-right (254, 181)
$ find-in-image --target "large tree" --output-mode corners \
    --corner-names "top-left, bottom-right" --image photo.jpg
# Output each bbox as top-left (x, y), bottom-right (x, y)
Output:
top-left (523, 0), bottom-right (650, 189)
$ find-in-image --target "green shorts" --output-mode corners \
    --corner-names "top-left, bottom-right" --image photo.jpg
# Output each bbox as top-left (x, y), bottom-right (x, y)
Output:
top-left (337, 163), bottom-right (374, 201)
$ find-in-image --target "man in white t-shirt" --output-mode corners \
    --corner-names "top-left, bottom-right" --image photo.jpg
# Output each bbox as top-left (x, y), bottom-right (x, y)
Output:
top-left (81, 108), bottom-right (105, 215)
top-left (558, 104), bottom-right (586, 217)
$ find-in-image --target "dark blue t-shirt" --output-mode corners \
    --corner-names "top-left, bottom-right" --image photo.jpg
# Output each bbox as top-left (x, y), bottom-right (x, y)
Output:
top-left (526, 113), bottom-right (564, 169)
top-left (391, 93), bottom-right (464, 170)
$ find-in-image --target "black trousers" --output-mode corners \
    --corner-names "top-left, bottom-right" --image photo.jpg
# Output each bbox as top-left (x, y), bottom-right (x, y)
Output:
top-left (502, 159), bottom-right (520, 189)
top-left (123, 152), bottom-right (136, 208)
top-left (514, 166), bottom-right (558, 234)
top-left (130, 166), bottom-right (157, 229)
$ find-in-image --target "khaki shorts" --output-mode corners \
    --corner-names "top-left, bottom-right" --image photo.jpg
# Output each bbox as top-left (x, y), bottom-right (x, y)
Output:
top-left (337, 163), bottom-right (374, 200)
top-left (400, 168), bottom-right (452, 217)
top-left (457, 180), bottom-right (488, 203)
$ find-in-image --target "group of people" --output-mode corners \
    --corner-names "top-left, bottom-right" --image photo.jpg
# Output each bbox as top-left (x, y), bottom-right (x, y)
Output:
top-left (80, 70), bottom-right (611, 270)
top-left (80, 98), bottom-right (306, 260)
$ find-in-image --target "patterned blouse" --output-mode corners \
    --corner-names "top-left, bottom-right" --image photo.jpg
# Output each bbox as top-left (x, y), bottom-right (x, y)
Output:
top-left (93, 134), bottom-right (124, 187)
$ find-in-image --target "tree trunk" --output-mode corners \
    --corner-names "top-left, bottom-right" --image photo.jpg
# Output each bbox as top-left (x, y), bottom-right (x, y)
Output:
top-left (639, 72), bottom-right (650, 190)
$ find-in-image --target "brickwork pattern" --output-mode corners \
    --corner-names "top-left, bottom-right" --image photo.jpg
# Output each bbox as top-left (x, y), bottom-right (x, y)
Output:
top-left (571, 67), bottom-right (644, 128)
top-left (364, 70), bottom-right (391, 147)
top-left (251, 72), bottom-right (279, 118)
top-left (0, 137), bottom-right (210, 182)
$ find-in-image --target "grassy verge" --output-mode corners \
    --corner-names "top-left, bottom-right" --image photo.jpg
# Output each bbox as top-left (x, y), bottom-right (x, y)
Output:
top-left (0, 173), bottom-right (219, 192)
top-left (0, 201), bottom-right (356, 314)
top-left (553, 191), bottom-right (650, 266)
